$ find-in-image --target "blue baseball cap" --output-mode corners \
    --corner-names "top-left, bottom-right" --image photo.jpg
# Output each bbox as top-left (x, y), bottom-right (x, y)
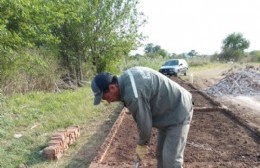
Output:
top-left (91, 72), bottom-right (113, 105)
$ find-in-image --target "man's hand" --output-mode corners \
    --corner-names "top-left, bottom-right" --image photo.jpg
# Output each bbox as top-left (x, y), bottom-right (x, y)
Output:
top-left (135, 145), bottom-right (147, 160)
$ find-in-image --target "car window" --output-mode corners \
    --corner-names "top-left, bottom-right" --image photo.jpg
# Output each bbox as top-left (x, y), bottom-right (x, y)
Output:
top-left (164, 60), bottom-right (179, 66)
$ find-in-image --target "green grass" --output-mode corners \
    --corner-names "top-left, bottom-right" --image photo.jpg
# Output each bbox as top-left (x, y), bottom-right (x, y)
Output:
top-left (188, 61), bottom-right (259, 76)
top-left (0, 85), bottom-right (122, 168)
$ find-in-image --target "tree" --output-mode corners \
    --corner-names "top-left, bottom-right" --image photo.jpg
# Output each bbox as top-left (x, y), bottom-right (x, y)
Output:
top-left (144, 43), bottom-right (155, 54)
top-left (0, 0), bottom-right (64, 87)
top-left (0, 0), bottom-right (145, 88)
top-left (188, 50), bottom-right (198, 57)
top-left (81, 0), bottom-right (145, 73)
top-left (144, 43), bottom-right (168, 57)
top-left (144, 43), bottom-right (162, 54)
top-left (0, 0), bottom-right (63, 50)
top-left (220, 32), bottom-right (250, 61)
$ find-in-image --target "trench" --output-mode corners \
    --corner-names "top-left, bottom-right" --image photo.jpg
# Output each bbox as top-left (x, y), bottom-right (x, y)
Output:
top-left (89, 77), bottom-right (260, 168)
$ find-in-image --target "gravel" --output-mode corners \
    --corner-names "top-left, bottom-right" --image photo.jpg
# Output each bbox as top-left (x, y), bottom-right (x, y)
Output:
top-left (206, 66), bottom-right (260, 96)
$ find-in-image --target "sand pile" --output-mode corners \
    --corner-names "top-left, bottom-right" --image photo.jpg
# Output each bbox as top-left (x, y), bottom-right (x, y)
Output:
top-left (206, 66), bottom-right (260, 96)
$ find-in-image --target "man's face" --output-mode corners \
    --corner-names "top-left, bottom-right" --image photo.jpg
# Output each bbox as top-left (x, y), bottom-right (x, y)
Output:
top-left (102, 84), bottom-right (120, 104)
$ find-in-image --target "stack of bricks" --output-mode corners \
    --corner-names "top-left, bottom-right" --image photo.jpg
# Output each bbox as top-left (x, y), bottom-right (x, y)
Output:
top-left (43, 125), bottom-right (80, 160)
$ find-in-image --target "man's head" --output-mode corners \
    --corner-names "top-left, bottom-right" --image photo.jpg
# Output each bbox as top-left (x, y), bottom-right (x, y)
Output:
top-left (91, 72), bottom-right (120, 105)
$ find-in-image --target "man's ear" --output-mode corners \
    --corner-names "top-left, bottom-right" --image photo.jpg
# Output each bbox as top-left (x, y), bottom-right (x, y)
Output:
top-left (109, 84), bottom-right (119, 92)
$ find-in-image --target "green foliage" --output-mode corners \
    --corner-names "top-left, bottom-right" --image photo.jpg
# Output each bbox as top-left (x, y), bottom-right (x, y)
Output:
top-left (219, 48), bottom-right (244, 61)
top-left (144, 43), bottom-right (169, 58)
top-left (1, 48), bottom-right (60, 94)
top-left (144, 43), bottom-right (160, 54)
top-left (121, 56), bottom-right (166, 71)
top-left (0, 0), bottom-right (68, 92)
top-left (249, 50), bottom-right (260, 62)
top-left (0, 0), bottom-right (62, 50)
top-left (188, 50), bottom-right (198, 57)
top-left (220, 32), bottom-right (250, 61)
top-left (188, 56), bottom-right (211, 67)
top-left (1, 0), bottom-right (146, 93)
top-left (0, 89), bottom-right (5, 107)
top-left (84, 0), bottom-right (145, 73)
top-left (222, 32), bottom-right (249, 51)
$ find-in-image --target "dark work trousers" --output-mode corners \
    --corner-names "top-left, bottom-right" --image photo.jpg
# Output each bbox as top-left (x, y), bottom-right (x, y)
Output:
top-left (156, 110), bottom-right (193, 168)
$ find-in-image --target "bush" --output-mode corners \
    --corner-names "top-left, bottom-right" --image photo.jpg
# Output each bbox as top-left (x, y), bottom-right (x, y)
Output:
top-left (1, 48), bottom-right (60, 95)
top-left (120, 56), bottom-right (166, 71)
top-left (187, 56), bottom-right (211, 67)
top-left (219, 49), bottom-right (245, 61)
top-left (248, 50), bottom-right (260, 62)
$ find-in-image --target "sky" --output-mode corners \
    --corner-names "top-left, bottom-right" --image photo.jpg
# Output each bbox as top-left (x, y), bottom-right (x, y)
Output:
top-left (134, 0), bottom-right (260, 55)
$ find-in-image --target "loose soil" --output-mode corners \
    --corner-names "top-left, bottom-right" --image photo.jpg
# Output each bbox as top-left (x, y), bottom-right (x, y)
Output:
top-left (88, 66), bottom-right (260, 168)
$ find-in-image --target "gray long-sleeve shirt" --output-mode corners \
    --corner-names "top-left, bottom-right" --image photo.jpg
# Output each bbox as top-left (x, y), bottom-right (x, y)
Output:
top-left (118, 66), bottom-right (193, 145)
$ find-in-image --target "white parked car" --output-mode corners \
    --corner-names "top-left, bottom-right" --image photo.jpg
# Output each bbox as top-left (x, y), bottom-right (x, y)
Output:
top-left (159, 59), bottom-right (188, 76)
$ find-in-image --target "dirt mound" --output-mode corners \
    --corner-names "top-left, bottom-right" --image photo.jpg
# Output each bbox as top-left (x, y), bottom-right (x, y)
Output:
top-left (206, 66), bottom-right (260, 96)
